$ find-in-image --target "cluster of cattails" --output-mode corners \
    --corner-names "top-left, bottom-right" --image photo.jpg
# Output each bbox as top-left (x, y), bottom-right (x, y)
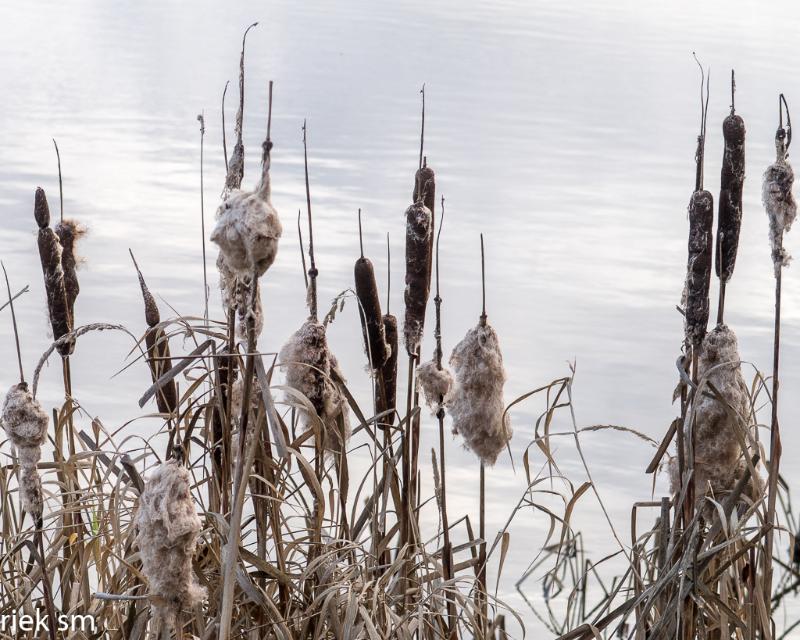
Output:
top-left (448, 317), bottom-right (512, 465)
top-left (279, 320), bottom-right (350, 452)
top-left (670, 324), bottom-right (751, 496)
top-left (131, 253), bottom-right (177, 415)
top-left (1, 383), bottom-right (48, 519)
top-left (134, 459), bottom-right (206, 630)
top-left (34, 188), bottom-right (76, 355)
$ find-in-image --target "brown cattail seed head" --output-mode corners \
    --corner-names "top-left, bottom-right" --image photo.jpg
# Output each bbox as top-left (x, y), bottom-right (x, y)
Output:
top-left (2, 383), bottom-right (48, 517)
top-left (354, 256), bottom-right (390, 369)
top-left (684, 189), bottom-right (714, 347)
top-left (669, 324), bottom-right (751, 498)
top-left (33, 187), bottom-right (50, 228)
top-left (404, 201), bottom-right (433, 355)
top-left (134, 460), bottom-right (206, 630)
top-left (279, 320), bottom-right (351, 453)
top-left (717, 115), bottom-right (745, 283)
top-left (447, 320), bottom-right (512, 465)
top-left (377, 313), bottom-right (398, 426)
top-left (414, 164), bottom-right (436, 299)
top-left (763, 136), bottom-right (796, 275)
top-left (55, 219), bottom-right (85, 324)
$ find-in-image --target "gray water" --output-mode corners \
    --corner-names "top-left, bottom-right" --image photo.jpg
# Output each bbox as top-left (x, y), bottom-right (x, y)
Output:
top-left (2, 1), bottom-right (800, 637)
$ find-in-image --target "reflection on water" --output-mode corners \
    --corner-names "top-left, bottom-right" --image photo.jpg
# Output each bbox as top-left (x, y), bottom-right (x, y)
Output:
top-left (2, 0), bottom-right (800, 635)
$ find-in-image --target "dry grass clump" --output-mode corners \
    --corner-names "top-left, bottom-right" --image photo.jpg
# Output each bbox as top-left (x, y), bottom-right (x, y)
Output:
top-left (280, 319), bottom-right (350, 452)
top-left (134, 459), bottom-right (206, 631)
top-left (448, 319), bottom-right (512, 465)
top-left (1, 382), bottom-right (48, 518)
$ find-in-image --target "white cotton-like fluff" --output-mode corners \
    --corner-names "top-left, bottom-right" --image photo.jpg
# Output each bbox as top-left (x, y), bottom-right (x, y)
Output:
top-left (416, 359), bottom-right (454, 413)
top-left (279, 320), bottom-right (351, 453)
top-left (669, 324), bottom-right (752, 498)
top-left (2, 383), bottom-right (48, 517)
top-left (212, 161), bottom-right (282, 278)
top-left (217, 254), bottom-right (264, 340)
top-left (447, 321), bottom-right (512, 465)
top-left (763, 140), bottom-right (796, 275)
top-left (134, 460), bottom-right (205, 630)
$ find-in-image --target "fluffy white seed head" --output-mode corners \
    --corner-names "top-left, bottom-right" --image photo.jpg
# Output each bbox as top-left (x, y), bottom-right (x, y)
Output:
top-left (669, 324), bottom-right (752, 498)
top-left (447, 321), bottom-right (512, 465)
top-left (279, 320), bottom-right (351, 453)
top-left (763, 138), bottom-right (796, 275)
top-left (2, 383), bottom-right (48, 517)
top-left (134, 460), bottom-right (205, 630)
top-left (416, 359), bottom-right (454, 413)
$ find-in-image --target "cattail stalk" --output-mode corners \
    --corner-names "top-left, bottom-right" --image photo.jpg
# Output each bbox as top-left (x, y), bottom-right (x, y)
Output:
top-left (762, 94), bottom-right (794, 632)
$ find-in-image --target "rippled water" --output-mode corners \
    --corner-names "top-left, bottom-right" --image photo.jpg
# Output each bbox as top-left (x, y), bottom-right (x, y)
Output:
top-left (2, 1), bottom-right (800, 636)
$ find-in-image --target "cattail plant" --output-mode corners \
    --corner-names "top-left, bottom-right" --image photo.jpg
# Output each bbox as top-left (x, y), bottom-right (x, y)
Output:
top-left (223, 22), bottom-right (256, 194)
top-left (762, 93), bottom-right (794, 630)
top-left (280, 122), bottom-right (350, 453)
top-left (404, 88), bottom-right (435, 356)
top-left (34, 187), bottom-right (72, 356)
top-left (448, 236), bottom-right (512, 465)
top-left (683, 66), bottom-right (713, 350)
top-left (130, 251), bottom-right (178, 417)
top-left (354, 209), bottom-right (390, 370)
top-left (134, 459), bottom-right (206, 631)
top-left (212, 80), bottom-right (281, 340)
top-left (715, 70), bottom-right (745, 323)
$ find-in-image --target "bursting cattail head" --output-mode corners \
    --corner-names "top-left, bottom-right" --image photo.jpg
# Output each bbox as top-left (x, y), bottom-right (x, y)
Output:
top-left (2, 383), bottom-right (48, 517)
top-left (34, 188), bottom-right (72, 356)
top-left (134, 460), bottom-right (206, 630)
top-left (403, 201), bottom-right (433, 355)
top-left (211, 190), bottom-right (282, 277)
top-left (354, 255), bottom-right (390, 369)
top-left (763, 132), bottom-right (796, 275)
top-left (447, 320), bottom-right (512, 465)
top-left (416, 358), bottom-right (454, 414)
top-left (279, 320), bottom-right (350, 453)
top-left (684, 189), bottom-right (714, 347)
top-left (717, 114), bottom-right (746, 283)
top-left (55, 219), bottom-right (85, 324)
top-left (669, 324), bottom-right (752, 498)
